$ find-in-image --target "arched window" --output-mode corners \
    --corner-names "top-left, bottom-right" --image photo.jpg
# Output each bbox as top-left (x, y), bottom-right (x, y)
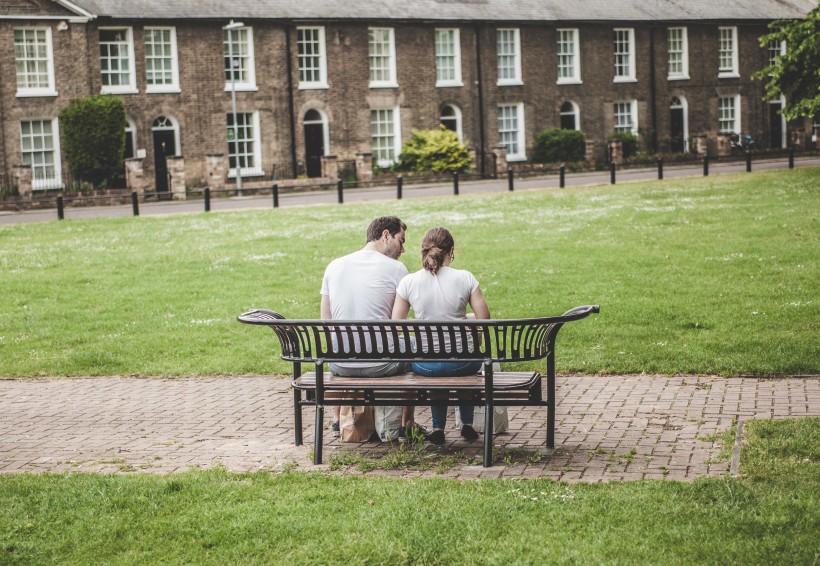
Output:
top-left (440, 104), bottom-right (463, 140)
top-left (559, 101), bottom-right (579, 130)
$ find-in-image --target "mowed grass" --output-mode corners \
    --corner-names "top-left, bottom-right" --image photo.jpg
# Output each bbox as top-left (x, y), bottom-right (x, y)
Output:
top-left (0, 417), bottom-right (817, 565)
top-left (0, 168), bottom-right (817, 377)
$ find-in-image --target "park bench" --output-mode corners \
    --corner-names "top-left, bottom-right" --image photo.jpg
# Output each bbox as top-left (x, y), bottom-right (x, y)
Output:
top-left (237, 305), bottom-right (599, 467)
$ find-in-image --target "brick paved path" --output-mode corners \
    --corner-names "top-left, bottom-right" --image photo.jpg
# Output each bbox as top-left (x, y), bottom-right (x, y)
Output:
top-left (1, 375), bottom-right (817, 481)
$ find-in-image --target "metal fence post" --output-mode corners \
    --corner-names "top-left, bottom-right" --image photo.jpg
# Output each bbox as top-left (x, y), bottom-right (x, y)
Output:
top-left (559, 165), bottom-right (565, 189)
top-left (204, 187), bottom-right (211, 212)
top-left (131, 191), bottom-right (139, 216)
top-left (610, 162), bottom-right (616, 184)
top-left (703, 156), bottom-right (709, 176)
top-left (337, 178), bottom-right (344, 204)
top-left (453, 171), bottom-right (459, 196)
top-left (57, 195), bottom-right (64, 220)
top-left (657, 158), bottom-right (664, 180)
top-left (397, 175), bottom-right (403, 200)
top-left (746, 152), bottom-right (752, 173)
top-left (507, 167), bottom-right (514, 191)
top-left (789, 148), bottom-right (795, 169)
top-left (272, 183), bottom-right (279, 208)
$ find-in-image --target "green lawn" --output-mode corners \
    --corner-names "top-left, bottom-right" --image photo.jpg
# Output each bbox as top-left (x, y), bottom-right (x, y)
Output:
top-left (1, 417), bottom-right (817, 564)
top-left (1, 168), bottom-right (817, 378)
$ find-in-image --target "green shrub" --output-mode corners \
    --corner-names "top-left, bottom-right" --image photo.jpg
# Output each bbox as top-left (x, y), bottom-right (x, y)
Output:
top-left (59, 95), bottom-right (127, 188)
top-left (394, 127), bottom-right (472, 173)
top-left (532, 128), bottom-right (586, 163)
top-left (608, 131), bottom-right (640, 159)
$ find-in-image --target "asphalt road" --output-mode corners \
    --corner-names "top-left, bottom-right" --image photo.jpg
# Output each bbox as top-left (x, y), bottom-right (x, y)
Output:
top-left (2, 155), bottom-right (818, 225)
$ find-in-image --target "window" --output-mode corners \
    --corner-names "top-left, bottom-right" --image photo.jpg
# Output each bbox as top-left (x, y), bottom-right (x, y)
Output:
top-left (297, 27), bottom-right (328, 89)
top-left (614, 101), bottom-right (638, 134)
top-left (20, 118), bottom-right (62, 190)
top-left (497, 28), bottom-right (522, 85)
top-left (813, 115), bottom-right (820, 143)
top-left (369, 28), bottom-right (397, 88)
top-left (224, 26), bottom-right (256, 91)
top-left (768, 33), bottom-right (785, 68)
top-left (99, 28), bottom-right (137, 93)
top-left (667, 27), bottom-right (689, 80)
top-left (718, 27), bottom-right (739, 77)
top-left (498, 103), bottom-right (525, 161)
top-left (718, 95), bottom-right (740, 133)
top-left (560, 101), bottom-right (579, 130)
top-left (440, 104), bottom-right (463, 140)
top-left (370, 108), bottom-right (401, 167)
top-left (14, 28), bottom-right (56, 97)
top-left (556, 29), bottom-right (581, 84)
top-left (144, 27), bottom-right (179, 93)
top-left (227, 112), bottom-right (262, 177)
top-left (435, 29), bottom-right (462, 87)
top-left (613, 28), bottom-right (636, 82)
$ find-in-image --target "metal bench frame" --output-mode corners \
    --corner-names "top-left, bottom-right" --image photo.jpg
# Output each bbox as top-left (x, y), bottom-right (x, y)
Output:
top-left (238, 304), bottom-right (599, 466)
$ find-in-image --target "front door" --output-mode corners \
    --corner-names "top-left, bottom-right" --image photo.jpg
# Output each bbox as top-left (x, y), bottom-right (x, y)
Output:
top-left (153, 130), bottom-right (176, 193)
top-left (670, 108), bottom-right (685, 153)
top-left (304, 123), bottom-right (325, 178)
top-left (769, 102), bottom-right (783, 149)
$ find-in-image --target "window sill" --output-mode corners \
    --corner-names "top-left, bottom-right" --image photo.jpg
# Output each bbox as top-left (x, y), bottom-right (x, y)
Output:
top-left (101, 87), bottom-right (139, 95)
top-left (369, 82), bottom-right (399, 89)
top-left (667, 75), bottom-right (690, 81)
top-left (16, 90), bottom-right (58, 98)
top-left (556, 78), bottom-right (582, 85)
top-left (298, 83), bottom-right (329, 90)
top-left (497, 80), bottom-right (524, 87)
top-left (146, 87), bottom-right (181, 94)
top-left (718, 72), bottom-right (740, 79)
top-left (613, 77), bottom-right (637, 83)
top-left (229, 169), bottom-right (264, 179)
top-left (224, 84), bottom-right (259, 93)
top-left (436, 81), bottom-right (464, 88)
top-left (506, 155), bottom-right (526, 162)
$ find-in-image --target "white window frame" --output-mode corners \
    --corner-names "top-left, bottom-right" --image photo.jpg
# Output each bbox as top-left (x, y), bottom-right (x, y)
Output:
top-left (370, 107), bottom-right (402, 168)
top-left (368, 27), bottom-right (398, 88)
top-left (559, 101), bottom-right (580, 131)
top-left (227, 111), bottom-right (263, 178)
top-left (767, 33), bottom-right (785, 70)
top-left (223, 26), bottom-right (257, 92)
top-left (614, 100), bottom-right (638, 135)
top-left (14, 27), bottom-right (57, 97)
top-left (498, 103), bottom-right (525, 161)
top-left (670, 96), bottom-right (689, 153)
top-left (435, 28), bottom-right (463, 87)
top-left (20, 118), bottom-right (63, 191)
top-left (613, 28), bottom-right (636, 83)
top-left (497, 28), bottom-right (523, 86)
top-left (440, 104), bottom-right (463, 141)
top-left (718, 26), bottom-right (739, 78)
top-left (556, 28), bottom-right (581, 85)
top-left (297, 26), bottom-right (328, 90)
top-left (667, 27), bottom-right (689, 81)
top-left (144, 26), bottom-right (180, 94)
top-left (99, 27), bottom-right (138, 94)
top-left (718, 95), bottom-right (741, 134)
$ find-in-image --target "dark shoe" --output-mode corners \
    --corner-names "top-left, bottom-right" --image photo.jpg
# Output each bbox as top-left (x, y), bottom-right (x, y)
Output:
top-left (427, 429), bottom-right (446, 445)
top-left (460, 424), bottom-right (479, 441)
top-left (331, 420), bottom-right (340, 437)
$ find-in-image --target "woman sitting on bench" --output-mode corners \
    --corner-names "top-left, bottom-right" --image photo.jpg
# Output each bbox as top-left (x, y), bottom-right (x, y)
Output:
top-left (391, 226), bottom-right (491, 444)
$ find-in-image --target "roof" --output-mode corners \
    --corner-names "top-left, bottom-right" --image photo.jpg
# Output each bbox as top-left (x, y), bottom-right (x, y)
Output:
top-left (56, 0), bottom-right (817, 23)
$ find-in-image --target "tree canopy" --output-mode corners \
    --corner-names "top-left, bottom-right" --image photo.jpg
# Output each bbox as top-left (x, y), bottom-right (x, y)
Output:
top-left (754, 6), bottom-right (820, 121)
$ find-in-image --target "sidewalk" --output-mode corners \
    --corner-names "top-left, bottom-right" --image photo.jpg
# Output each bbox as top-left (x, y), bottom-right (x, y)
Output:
top-left (1, 374), bottom-right (817, 481)
top-left (2, 155), bottom-right (818, 225)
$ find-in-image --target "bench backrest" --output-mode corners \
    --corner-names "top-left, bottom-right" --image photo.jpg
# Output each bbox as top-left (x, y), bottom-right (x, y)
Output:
top-left (237, 305), bottom-right (599, 365)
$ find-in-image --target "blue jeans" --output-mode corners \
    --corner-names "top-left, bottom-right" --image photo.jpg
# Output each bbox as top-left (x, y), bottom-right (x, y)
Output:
top-left (411, 361), bottom-right (482, 429)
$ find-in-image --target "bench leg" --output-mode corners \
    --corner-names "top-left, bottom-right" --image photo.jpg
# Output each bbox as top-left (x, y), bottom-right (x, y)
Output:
top-left (293, 388), bottom-right (303, 446)
top-left (313, 403), bottom-right (324, 464)
top-left (483, 404), bottom-right (493, 467)
top-left (547, 373), bottom-right (555, 449)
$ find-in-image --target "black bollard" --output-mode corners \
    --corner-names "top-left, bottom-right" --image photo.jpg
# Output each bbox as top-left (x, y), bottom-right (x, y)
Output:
top-left (507, 167), bottom-right (514, 191)
top-left (559, 165), bottom-right (565, 189)
top-left (703, 156), bottom-right (709, 176)
top-left (789, 148), bottom-right (794, 169)
top-left (204, 187), bottom-right (211, 212)
top-left (453, 171), bottom-right (459, 196)
top-left (397, 175), bottom-right (403, 200)
top-left (272, 183), bottom-right (279, 208)
top-left (57, 195), bottom-right (64, 220)
top-left (610, 162), bottom-right (616, 184)
top-left (337, 178), bottom-right (344, 204)
top-left (746, 151), bottom-right (752, 173)
top-left (131, 191), bottom-right (139, 216)
top-left (657, 158), bottom-right (664, 180)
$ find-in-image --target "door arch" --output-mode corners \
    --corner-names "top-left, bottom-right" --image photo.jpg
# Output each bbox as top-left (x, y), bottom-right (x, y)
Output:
top-left (152, 115), bottom-right (180, 192)
top-left (303, 109), bottom-right (328, 178)
top-left (669, 96), bottom-right (688, 153)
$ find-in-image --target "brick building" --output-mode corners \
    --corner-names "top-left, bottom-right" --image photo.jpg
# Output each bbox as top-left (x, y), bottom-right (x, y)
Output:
top-left (0, 0), bottom-right (816, 195)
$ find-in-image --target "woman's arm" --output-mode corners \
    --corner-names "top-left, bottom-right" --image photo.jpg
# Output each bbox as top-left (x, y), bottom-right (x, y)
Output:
top-left (468, 287), bottom-right (491, 320)
top-left (391, 295), bottom-right (411, 320)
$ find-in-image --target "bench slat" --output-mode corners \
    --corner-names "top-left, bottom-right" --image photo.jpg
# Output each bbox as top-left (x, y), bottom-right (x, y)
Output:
top-left (293, 371), bottom-right (540, 391)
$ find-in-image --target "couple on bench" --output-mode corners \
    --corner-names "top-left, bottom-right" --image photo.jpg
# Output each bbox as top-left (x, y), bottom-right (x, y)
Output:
top-left (321, 216), bottom-right (490, 445)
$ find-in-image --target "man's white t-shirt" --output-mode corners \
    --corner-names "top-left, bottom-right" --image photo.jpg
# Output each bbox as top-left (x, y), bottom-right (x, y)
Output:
top-left (396, 266), bottom-right (480, 352)
top-left (321, 249), bottom-right (408, 364)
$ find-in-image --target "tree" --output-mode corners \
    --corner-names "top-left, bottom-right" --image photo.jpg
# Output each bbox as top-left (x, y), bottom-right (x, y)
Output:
top-left (59, 95), bottom-right (127, 188)
top-left (394, 127), bottom-right (472, 173)
top-left (753, 6), bottom-right (820, 121)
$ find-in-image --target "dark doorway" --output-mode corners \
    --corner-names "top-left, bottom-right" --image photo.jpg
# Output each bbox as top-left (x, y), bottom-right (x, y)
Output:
top-left (670, 107), bottom-right (685, 153)
top-left (304, 110), bottom-right (325, 178)
top-left (769, 102), bottom-right (783, 149)
top-left (153, 129), bottom-right (175, 193)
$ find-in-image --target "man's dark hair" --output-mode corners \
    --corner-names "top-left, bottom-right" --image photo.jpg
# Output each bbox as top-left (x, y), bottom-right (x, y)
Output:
top-left (366, 216), bottom-right (406, 242)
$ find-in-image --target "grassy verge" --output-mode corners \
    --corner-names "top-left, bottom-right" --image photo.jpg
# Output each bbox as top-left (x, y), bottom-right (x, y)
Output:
top-left (0, 168), bottom-right (818, 377)
top-left (0, 417), bottom-right (816, 564)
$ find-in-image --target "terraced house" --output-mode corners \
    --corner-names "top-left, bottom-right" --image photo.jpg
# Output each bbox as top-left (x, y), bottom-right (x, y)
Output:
top-left (0, 0), bottom-right (816, 195)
